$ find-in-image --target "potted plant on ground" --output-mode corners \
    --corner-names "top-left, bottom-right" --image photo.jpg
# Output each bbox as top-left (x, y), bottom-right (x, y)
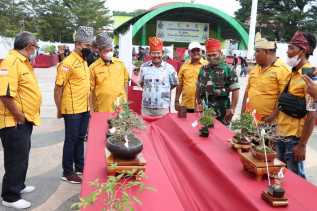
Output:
top-left (107, 100), bottom-right (145, 160)
top-left (199, 107), bottom-right (216, 137)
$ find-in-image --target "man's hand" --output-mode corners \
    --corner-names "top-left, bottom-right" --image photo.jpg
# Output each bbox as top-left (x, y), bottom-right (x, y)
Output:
top-left (15, 112), bottom-right (26, 124)
top-left (262, 110), bottom-right (277, 123)
top-left (224, 108), bottom-right (234, 124)
top-left (57, 110), bottom-right (63, 119)
top-left (293, 143), bottom-right (306, 161)
top-left (302, 75), bottom-right (317, 99)
top-left (195, 104), bottom-right (203, 112)
top-left (175, 101), bottom-right (180, 111)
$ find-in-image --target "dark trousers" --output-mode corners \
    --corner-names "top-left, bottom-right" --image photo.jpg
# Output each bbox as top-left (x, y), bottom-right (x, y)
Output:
top-left (0, 122), bottom-right (33, 202)
top-left (62, 112), bottom-right (90, 176)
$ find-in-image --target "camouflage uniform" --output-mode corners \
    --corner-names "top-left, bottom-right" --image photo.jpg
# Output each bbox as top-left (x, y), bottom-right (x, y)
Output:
top-left (197, 61), bottom-right (239, 124)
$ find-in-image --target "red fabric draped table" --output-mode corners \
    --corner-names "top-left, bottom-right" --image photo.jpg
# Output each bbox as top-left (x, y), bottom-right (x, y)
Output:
top-left (128, 86), bottom-right (142, 115)
top-left (81, 113), bottom-right (317, 211)
top-left (32, 54), bottom-right (58, 68)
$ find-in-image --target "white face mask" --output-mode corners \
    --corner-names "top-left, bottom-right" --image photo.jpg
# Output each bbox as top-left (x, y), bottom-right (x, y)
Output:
top-left (29, 51), bottom-right (37, 61)
top-left (286, 55), bottom-right (301, 68)
top-left (104, 51), bottom-right (113, 61)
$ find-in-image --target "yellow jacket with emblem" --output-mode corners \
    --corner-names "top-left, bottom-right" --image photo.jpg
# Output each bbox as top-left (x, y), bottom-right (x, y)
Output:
top-left (0, 50), bottom-right (42, 129)
top-left (178, 58), bottom-right (208, 109)
top-left (55, 52), bottom-right (90, 114)
top-left (90, 57), bottom-right (129, 112)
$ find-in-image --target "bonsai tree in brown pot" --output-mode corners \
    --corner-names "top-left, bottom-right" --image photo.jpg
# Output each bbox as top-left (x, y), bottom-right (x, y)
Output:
top-left (250, 124), bottom-right (280, 161)
top-left (230, 113), bottom-right (256, 146)
top-left (107, 100), bottom-right (145, 160)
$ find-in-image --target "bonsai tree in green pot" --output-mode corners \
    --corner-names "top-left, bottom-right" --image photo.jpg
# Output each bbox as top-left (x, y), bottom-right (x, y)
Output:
top-left (199, 107), bottom-right (216, 137)
top-left (107, 99), bottom-right (145, 160)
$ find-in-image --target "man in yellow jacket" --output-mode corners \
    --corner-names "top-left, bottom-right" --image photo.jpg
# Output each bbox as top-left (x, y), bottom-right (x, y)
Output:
top-left (54, 26), bottom-right (93, 184)
top-left (0, 32), bottom-right (41, 209)
top-left (90, 32), bottom-right (129, 112)
top-left (175, 42), bottom-right (208, 112)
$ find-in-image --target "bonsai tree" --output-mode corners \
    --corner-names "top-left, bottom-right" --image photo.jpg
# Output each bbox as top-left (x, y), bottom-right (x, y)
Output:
top-left (107, 99), bottom-right (146, 159)
top-left (72, 166), bottom-right (155, 211)
top-left (231, 113), bottom-right (256, 135)
top-left (198, 107), bottom-right (216, 137)
top-left (199, 107), bottom-right (216, 128)
top-left (108, 100), bottom-right (145, 145)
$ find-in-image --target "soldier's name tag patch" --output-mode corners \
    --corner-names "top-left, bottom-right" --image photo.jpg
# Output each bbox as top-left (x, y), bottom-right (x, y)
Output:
top-left (0, 69), bottom-right (8, 76)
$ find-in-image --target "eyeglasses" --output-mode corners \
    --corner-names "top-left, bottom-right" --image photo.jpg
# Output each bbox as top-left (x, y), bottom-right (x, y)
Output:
top-left (32, 44), bottom-right (40, 49)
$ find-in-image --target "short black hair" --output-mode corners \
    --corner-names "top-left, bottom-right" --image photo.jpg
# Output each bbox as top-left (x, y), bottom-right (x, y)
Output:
top-left (303, 32), bottom-right (316, 58)
top-left (14, 31), bottom-right (36, 50)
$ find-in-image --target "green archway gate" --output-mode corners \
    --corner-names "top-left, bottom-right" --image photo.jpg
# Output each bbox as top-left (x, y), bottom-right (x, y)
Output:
top-left (115, 2), bottom-right (248, 49)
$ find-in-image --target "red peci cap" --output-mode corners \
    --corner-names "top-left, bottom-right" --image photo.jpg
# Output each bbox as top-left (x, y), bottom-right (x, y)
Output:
top-left (149, 37), bottom-right (163, 52)
top-left (205, 38), bottom-right (221, 53)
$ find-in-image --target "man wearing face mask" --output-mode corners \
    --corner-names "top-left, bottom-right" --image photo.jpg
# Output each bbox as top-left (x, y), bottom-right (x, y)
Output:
top-left (175, 42), bottom-right (208, 113)
top-left (241, 33), bottom-right (290, 122)
top-left (90, 32), bottom-right (129, 112)
top-left (0, 32), bottom-right (41, 209)
top-left (139, 37), bottom-right (178, 116)
top-left (276, 31), bottom-right (317, 178)
top-left (86, 40), bottom-right (99, 66)
top-left (196, 38), bottom-right (239, 125)
top-left (54, 26), bottom-right (93, 184)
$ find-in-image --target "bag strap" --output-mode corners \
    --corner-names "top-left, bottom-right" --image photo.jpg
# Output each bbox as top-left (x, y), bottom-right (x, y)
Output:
top-left (282, 76), bottom-right (292, 94)
top-left (282, 68), bottom-right (298, 94)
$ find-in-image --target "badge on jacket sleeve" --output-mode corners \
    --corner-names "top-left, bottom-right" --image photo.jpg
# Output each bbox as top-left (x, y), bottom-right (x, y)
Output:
top-left (0, 68), bottom-right (8, 76)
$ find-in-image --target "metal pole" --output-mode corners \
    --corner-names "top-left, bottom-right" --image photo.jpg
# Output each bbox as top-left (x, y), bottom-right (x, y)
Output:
top-left (247, 0), bottom-right (258, 61)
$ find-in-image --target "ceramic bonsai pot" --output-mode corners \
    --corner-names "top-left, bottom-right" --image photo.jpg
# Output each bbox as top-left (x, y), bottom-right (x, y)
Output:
top-left (106, 134), bottom-right (143, 160)
top-left (199, 126), bottom-right (209, 137)
top-left (251, 147), bottom-right (276, 162)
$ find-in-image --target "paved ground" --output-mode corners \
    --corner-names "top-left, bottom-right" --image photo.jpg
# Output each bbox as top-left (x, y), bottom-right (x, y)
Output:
top-left (0, 66), bottom-right (317, 211)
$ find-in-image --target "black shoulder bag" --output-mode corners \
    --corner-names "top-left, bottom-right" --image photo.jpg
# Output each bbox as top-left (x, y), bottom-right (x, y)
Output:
top-left (278, 74), bottom-right (307, 118)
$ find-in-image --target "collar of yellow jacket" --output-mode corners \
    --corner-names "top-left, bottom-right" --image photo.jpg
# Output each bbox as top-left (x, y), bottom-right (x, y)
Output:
top-left (186, 58), bottom-right (207, 65)
top-left (10, 50), bottom-right (28, 62)
top-left (72, 51), bottom-right (85, 63)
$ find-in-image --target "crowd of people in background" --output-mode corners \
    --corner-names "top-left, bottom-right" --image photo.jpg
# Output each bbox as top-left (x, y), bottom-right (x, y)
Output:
top-left (0, 25), bottom-right (317, 209)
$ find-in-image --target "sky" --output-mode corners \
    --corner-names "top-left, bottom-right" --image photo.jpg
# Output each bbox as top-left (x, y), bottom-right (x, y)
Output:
top-left (106, 0), bottom-right (241, 17)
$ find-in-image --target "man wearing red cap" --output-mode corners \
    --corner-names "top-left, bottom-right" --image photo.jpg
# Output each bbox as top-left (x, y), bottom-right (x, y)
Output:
top-left (139, 37), bottom-right (178, 116)
top-left (195, 38), bottom-right (239, 125)
top-left (276, 31), bottom-right (317, 178)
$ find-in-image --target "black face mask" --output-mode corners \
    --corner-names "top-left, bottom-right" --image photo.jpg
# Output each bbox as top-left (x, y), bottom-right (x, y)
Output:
top-left (81, 48), bottom-right (91, 60)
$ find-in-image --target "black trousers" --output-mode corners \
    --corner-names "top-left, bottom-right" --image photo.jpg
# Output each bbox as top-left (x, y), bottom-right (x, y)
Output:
top-left (0, 122), bottom-right (33, 202)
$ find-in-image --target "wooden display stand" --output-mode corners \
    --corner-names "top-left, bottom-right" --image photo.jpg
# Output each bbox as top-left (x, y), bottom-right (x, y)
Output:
top-left (240, 152), bottom-right (286, 181)
top-left (105, 149), bottom-right (146, 176)
top-left (262, 191), bottom-right (288, 207)
top-left (229, 138), bottom-right (251, 153)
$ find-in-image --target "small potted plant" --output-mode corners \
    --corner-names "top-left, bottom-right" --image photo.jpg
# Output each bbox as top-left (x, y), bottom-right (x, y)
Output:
top-left (106, 99), bottom-right (145, 160)
top-left (199, 107), bottom-right (216, 137)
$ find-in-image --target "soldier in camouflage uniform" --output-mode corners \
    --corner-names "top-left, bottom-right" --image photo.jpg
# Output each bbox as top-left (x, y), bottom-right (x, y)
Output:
top-left (196, 38), bottom-right (240, 125)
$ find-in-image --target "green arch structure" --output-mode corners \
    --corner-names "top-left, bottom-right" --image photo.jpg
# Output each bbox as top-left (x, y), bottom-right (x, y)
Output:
top-left (132, 2), bottom-right (249, 47)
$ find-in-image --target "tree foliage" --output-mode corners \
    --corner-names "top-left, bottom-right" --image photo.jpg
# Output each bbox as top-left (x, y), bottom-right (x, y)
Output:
top-left (0, 0), bottom-right (113, 42)
top-left (235, 0), bottom-right (317, 41)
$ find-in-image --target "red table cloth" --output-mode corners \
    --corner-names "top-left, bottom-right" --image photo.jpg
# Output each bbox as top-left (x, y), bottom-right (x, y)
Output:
top-left (81, 113), bottom-right (184, 211)
top-left (128, 86), bottom-right (142, 115)
top-left (81, 113), bottom-right (317, 211)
